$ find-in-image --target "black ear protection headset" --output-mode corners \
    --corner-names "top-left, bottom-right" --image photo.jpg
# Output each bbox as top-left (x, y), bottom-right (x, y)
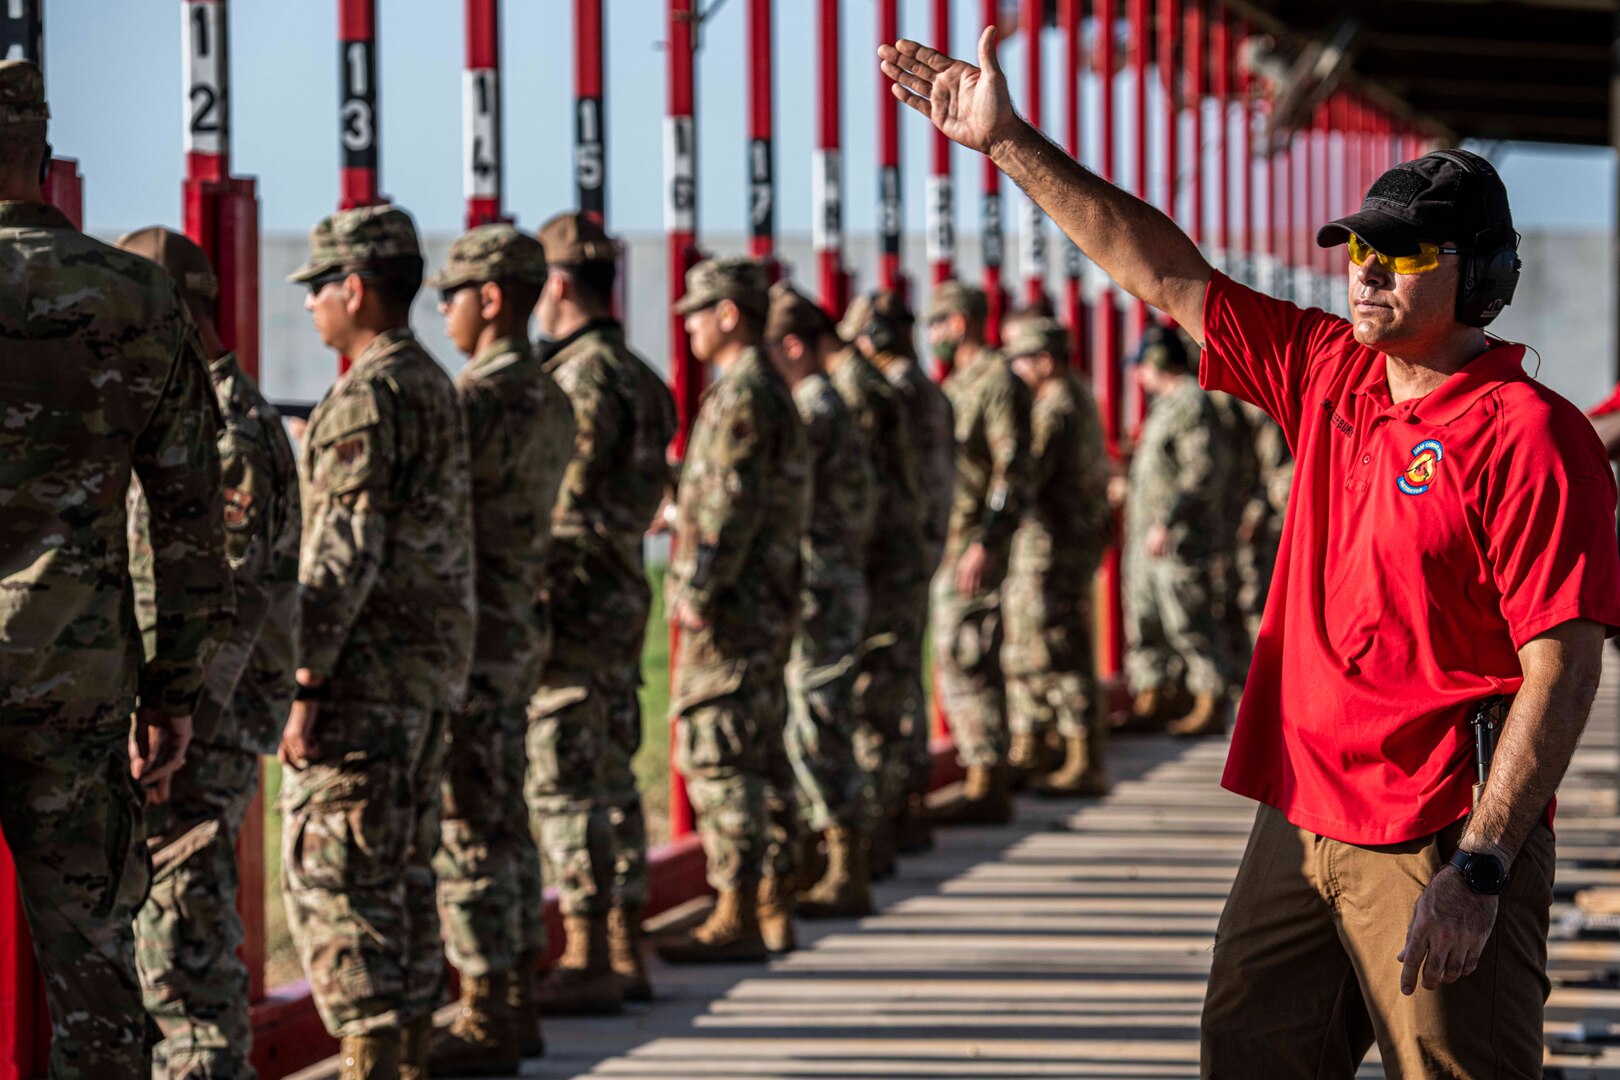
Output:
top-left (861, 294), bottom-right (899, 353)
top-left (1426, 149), bottom-right (1521, 328)
top-left (38, 140), bottom-right (52, 187)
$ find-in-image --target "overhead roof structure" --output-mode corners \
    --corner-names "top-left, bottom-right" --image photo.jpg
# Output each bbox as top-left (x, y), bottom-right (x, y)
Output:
top-left (1235, 0), bottom-right (1616, 147)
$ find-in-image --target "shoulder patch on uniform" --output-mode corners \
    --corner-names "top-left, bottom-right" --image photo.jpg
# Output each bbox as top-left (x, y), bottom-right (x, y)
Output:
top-left (222, 486), bottom-right (256, 530)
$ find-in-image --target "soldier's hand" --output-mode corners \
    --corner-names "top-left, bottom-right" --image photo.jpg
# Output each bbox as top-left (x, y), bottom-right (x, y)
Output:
top-left (879, 28), bottom-right (1017, 157)
top-left (647, 498), bottom-right (677, 537)
top-left (673, 596), bottom-right (711, 632)
top-left (1107, 475), bottom-right (1128, 510)
top-left (131, 708), bottom-right (192, 803)
top-left (279, 700), bottom-right (321, 770)
top-left (956, 542), bottom-right (991, 595)
top-left (1145, 523), bottom-right (1171, 558)
top-left (1398, 864), bottom-right (1499, 995)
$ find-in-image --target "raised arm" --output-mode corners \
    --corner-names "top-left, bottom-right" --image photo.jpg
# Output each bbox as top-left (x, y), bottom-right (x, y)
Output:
top-left (879, 28), bottom-right (1211, 339)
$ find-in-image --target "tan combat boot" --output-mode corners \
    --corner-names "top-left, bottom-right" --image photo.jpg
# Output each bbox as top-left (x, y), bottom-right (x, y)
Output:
top-left (656, 886), bottom-right (769, 964)
top-left (609, 904), bottom-right (653, 1002)
top-left (1037, 731), bottom-right (1111, 797)
top-left (399, 1014), bottom-right (433, 1080)
top-left (339, 1032), bottom-right (400, 1080)
top-left (425, 972), bottom-right (520, 1077)
top-left (508, 950), bottom-right (545, 1058)
top-left (933, 764), bottom-right (1016, 825)
top-left (796, 824), bottom-right (875, 919)
top-left (1117, 687), bottom-right (1164, 732)
top-left (1167, 692), bottom-right (1229, 738)
top-left (756, 874), bottom-right (798, 954)
top-left (535, 914), bottom-right (624, 1015)
top-left (894, 792), bottom-right (935, 854)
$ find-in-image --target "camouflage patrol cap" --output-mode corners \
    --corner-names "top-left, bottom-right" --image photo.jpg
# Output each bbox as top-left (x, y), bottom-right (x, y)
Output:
top-left (672, 256), bottom-right (769, 318)
top-left (926, 279), bottom-right (989, 322)
top-left (287, 204), bottom-right (423, 283)
top-left (0, 60), bottom-right (48, 124)
top-left (537, 211), bottom-right (618, 266)
top-left (1132, 323), bottom-right (1194, 371)
top-left (836, 292), bottom-right (874, 344)
top-left (115, 227), bottom-right (218, 307)
top-left (764, 282), bottom-right (838, 344)
top-left (1003, 315), bottom-right (1070, 360)
top-left (426, 223), bottom-right (548, 290)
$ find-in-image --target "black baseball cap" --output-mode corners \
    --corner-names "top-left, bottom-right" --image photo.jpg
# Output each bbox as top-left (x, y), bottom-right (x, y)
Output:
top-left (1316, 149), bottom-right (1515, 257)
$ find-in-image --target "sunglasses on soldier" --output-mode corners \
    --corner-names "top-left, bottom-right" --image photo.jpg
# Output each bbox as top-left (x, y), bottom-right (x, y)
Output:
top-left (306, 268), bottom-right (374, 297)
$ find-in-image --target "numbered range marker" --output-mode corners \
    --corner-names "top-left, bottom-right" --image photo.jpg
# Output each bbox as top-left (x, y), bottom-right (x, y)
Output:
top-left (340, 37), bottom-right (377, 170)
top-left (463, 67), bottom-right (499, 200)
top-left (184, 0), bottom-right (226, 157)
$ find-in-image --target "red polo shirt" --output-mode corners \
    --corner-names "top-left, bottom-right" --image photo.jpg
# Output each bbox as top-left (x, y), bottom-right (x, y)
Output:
top-left (1202, 272), bottom-right (1620, 845)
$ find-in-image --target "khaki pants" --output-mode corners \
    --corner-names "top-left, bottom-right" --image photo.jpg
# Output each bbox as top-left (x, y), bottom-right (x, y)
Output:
top-left (1202, 804), bottom-right (1554, 1080)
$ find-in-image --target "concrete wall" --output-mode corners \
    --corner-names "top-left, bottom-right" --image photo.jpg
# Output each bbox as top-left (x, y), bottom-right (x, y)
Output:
top-left (250, 228), bottom-right (1616, 414)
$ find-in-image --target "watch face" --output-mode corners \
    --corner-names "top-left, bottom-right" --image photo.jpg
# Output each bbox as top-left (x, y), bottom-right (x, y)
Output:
top-left (1463, 854), bottom-right (1508, 894)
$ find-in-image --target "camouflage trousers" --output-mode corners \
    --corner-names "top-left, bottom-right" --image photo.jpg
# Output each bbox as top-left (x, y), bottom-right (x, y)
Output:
top-left (435, 701), bottom-right (536, 977)
top-left (673, 646), bottom-right (796, 891)
top-left (1209, 548), bottom-right (1252, 687)
top-left (853, 568), bottom-right (929, 824)
top-left (281, 703), bottom-right (447, 1037)
top-left (1003, 559), bottom-right (1098, 741)
top-left (929, 567), bottom-right (1009, 769)
top-left (1124, 552), bottom-right (1230, 698)
top-left (527, 668), bottom-right (616, 918)
top-left (137, 741), bottom-right (260, 1080)
top-left (0, 717), bottom-right (150, 1080)
top-left (601, 666), bottom-right (650, 911)
top-left (787, 572), bottom-right (869, 834)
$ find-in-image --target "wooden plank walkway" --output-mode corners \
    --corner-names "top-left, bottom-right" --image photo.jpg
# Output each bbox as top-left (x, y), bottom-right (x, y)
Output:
top-left (295, 650), bottom-right (1620, 1079)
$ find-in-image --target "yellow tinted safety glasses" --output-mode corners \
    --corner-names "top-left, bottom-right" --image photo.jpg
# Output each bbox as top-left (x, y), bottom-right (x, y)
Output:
top-left (1347, 234), bottom-right (1460, 275)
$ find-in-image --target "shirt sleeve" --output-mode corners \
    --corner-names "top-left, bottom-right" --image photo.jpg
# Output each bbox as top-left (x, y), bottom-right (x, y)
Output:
top-left (979, 370), bottom-right (1034, 560)
top-left (1199, 271), bottom-right (1361, 445)
top-left (1483, 400), bottom-right (1620, 648)
top-left (297, 380), bottom-right (396, 678)
top-left (682, 388), bottom-right (770, 620)
top-left (1587, 381), bottom-right (1620, 419)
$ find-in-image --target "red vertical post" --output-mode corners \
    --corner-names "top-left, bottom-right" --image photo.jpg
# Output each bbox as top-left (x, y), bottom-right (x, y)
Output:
top-left (1060, 0), bottom-right (1088, 371)
top-left (338, 0), bottom-right (380, 210)
top-left (1096, 0), bottom-right (1124, 678)
top-left (1345, 96), bottom-right (1361, 209)
top-left (463, 0), bottom-right (503, 228)
top-left (666, 0), bottom-right (699, 840)
top-left (981, 0), bottom-right (1006, 345)
top-left (181, 0), bottom-right (266, 1005)
top-left (1186, 0), bottom-right (1204, 248)
top-left (877, 0), bottom-right (904, 295)
top-left (1128, 0), bottom-right (1150, 427)
top-left (747, 0), bottom-right (775, 264)
top-left (1238, 17), bottom-right (1255, 286)
top-left (1211, 4), bottom-right (1228, 268)
top-left (927, 0), bottom-right (955, 294)
top-left (1313, 101), bottom-right (1330, 307)
top-left (1019, 0), bottom-right (1047, 309)
top-left (815, 0), bottom-right (847, 314)
top-left (1158, 0), bottom-right (1179, 225)
top-left (1274, 131), bottom-right (1290, 299)
top-left (575, 0), bottom-right (606, 223)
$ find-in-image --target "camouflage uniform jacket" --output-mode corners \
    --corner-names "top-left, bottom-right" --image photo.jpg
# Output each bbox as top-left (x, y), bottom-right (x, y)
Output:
top-left (130, 352), bottom-right (301, 752)
top-left (668, 347), bottom-right (809, 664)
top-left (939, 350), bottom-right (1034, 575)
top-left (829, 349), bottom-right (926, 580)
top-left (0, 202), bottom-right (231, 726)
top-left (871, 351), bottom-right (954, 568)
top-left (299, 327), bottom-right (476, 713)
top-left (544, 321), bottom-right (677, 670)
top-left (792, 372), bottom-right (874, 594)
top-left (1209, 390), bottom-right (1258, 546)
top-left (1014, 371), bottom-right (1111, 578)
top-left (1242, 401), bottom-right (1294, 544)
top-left (1126, 376), bottom-right (1227, 557)
top-left (458, 335), bottom-right (575, 710)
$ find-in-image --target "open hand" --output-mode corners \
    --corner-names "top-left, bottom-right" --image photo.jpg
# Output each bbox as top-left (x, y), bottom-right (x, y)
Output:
top-left (131, 708), bottom-right (192, 804)
top-left (1398, 865), bottom-right (1499, 994)
top-left (879, 28), bottom-right (1019, 156)
top-left (278, 699), bottom-right (321, 770)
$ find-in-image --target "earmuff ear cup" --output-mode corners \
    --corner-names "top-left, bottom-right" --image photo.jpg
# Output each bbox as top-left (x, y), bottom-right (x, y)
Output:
top-left (864, 317), bottom-right (897, 353)
top-left (1458, 246), bottom-right (1521, 328)
top-left (38, 142), bottom-right (52, 188)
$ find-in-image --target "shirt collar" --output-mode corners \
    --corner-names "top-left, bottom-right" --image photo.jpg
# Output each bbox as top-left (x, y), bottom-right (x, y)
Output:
top-left (0, 201), bottom-right (72, 230)
top-left (1353, 342), bottom-right (1528, 426)
top-left (468, 334), bottom-right (531, 374)
top-left (351, 326), bottom-right (417, 370)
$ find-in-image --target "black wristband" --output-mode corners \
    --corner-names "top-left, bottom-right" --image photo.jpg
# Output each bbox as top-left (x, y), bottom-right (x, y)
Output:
top-left (293, 681), bottom-right (329, 703)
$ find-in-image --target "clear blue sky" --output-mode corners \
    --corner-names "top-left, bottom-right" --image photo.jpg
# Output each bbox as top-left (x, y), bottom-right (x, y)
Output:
top-left (44, 1), bottom-right (1616, 239)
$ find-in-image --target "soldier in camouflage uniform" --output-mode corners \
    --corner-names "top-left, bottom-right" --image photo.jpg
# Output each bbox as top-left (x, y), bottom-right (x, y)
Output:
top-left (845, 291), bottom-right (952, 863)
top-left (418, 225), bottom-right (573, 1073)
top-left (279, 206), bottom-right (476, 1078)
top-left (529, 211), bottom-right (675, 1010)
top-left (657, 259), bottom-right (810, 964)
top-left (764, 284), bottom-right (878, 919)
top-left (1208, 388), bottom-right (1258, 684)
top-left (118, 228), bottom-right (301, 1080)
top-left (1002, 317), bottom-right (1112, 796)
top-left (0, 61), bottom-right (232, 1080)
top-left (1237, 402), bottom-right (1292, 644)
top-left (924, 281), bottom-right (1033, 823)
top-left (1123, 325), bottom-right (1233, 738)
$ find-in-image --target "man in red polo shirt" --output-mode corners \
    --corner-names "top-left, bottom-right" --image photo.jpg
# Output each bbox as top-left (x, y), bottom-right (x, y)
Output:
top-left (880, 29), bottom-right (1620, 1078)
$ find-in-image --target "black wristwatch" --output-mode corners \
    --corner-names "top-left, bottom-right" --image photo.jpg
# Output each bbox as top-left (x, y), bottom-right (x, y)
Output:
top-left (1449, 848), bottom-right (1509, 896)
